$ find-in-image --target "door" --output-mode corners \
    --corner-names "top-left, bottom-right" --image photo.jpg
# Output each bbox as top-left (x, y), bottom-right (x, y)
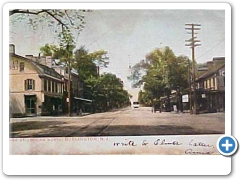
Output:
top-left (25, 95), bottom-right (36, 115)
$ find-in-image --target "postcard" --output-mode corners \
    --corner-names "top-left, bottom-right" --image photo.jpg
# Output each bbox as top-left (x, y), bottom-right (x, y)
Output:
top-left (3, 2), bottom-right (234, 175)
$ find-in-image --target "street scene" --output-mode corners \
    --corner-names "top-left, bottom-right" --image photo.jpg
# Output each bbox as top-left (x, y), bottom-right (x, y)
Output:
top-left (5, 5), bottom-right (237, 178)
top-left (10, 107), bottom-right (225, 138)
top-left (9, 9), bottom-right (225, 139)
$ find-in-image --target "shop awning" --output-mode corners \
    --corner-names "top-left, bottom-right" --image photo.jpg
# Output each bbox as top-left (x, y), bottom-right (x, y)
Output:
top-left (74, 97), bottom-right (93, 102)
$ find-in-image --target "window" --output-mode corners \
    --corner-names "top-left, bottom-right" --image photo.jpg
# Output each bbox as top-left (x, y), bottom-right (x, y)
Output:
top-left (57, 83), bottom-right (60, 93)
top-left (20, 62), bottom-right (24, 72)
top-left (211, 78), bottom-right (214, 88)
top-left (44, 79), bottom-right (47, 91)
top-left (25, 79), bottom-right (35, 90)
top-left (207, 79), bottom-right (211, 89)
top-left (204, 81), bottom-right (207, 89)
top-left (55, 82), bottom-right (58, 93)
top-left (212, 78), bottom-right (215, 90)
top-left (52, 81), bottom-right (55, 93)
top-left (12, 60), bottom-right (18, 70)
top-left (48, 80), bottom-right (51, 92)
top-left (62, 84), bottom-right (64, 93)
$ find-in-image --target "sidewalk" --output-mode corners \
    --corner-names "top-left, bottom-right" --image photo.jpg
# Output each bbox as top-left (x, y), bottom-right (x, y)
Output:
top-left (10, 107), bottom-right (130, 122)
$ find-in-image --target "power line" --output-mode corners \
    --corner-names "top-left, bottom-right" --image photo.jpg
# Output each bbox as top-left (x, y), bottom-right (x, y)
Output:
top-left (83, 11), bottom-right (135, 49)
top-left (195, 38), bottom-right (225, 60)
top-left (85, 23), bottom-right (102, 49)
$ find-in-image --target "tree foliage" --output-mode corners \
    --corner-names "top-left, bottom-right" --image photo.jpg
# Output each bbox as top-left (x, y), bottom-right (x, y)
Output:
top-left (73, 46), bottom-right (98, 81)
top-left (130, 46), bottom-right (190, 107)
top-left (40, 43), bottom-right (75, 67)
top-left (127, 59), bottom-right (149, 88)
top-left (73, 46), bottom-right (109, 81)
top-left (40, 44), bottom-right (109, 80)
top-left (84, 73), bottom-right (130, 112)
top-left (40, 44), bottom-right (129, 112)
top-left (40, 44), bottom-right (57, 56)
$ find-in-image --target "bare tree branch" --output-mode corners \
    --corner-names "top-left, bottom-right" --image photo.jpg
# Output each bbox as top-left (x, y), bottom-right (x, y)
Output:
top-left (42, 10), bottom-right (68, 29)
top-left (10, 9), bottom-right (68, 29)
top-left (65, 10), bottom-right (74, 26)
top-left (9, 9), bottom-right (45, 16)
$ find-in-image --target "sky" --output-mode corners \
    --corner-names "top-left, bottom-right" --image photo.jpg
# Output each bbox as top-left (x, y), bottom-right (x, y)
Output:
top-left (9, 9), bottom-right (225, 97)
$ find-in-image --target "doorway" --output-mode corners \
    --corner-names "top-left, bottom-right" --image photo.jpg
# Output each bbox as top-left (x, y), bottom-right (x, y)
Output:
top-left (25, 95), bottom-right (36, 116)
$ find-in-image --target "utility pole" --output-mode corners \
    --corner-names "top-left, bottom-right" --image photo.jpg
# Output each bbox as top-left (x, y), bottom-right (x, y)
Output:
top-left (185, 23), bottom-right (201, 115)
top-left (187, 58), bottom-right (192, 114)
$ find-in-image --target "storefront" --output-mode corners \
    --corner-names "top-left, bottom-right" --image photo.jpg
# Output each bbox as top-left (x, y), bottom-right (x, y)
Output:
top-left (41, 95), bottom-right (62, 115)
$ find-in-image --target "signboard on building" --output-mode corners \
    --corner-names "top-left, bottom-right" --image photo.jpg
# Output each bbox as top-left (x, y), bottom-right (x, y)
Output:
top-left (182, 94), bottom-right (189, 103)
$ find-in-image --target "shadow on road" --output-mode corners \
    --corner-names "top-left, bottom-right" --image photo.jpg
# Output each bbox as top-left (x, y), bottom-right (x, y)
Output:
top-left (10, 123), bottom-right (224, 138)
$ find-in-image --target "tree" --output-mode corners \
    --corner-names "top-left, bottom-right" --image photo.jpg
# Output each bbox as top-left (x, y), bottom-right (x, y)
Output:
top-left (140, 47), bottom-right (174, 105)
top-left (127, 59), bottom-right (150, 88)
top-left (134, 46), bottom-right (189, 111)
top-left (84, 73), bottom-right (130, 112)
top-left (40, 42), bottom-right (75, 66)
top-left (138, 90), bottom-right (152, 106)
top-left (167, 55), bottom-right (189, 111)
top-left (10, 9), bottom-right (90, 42)
top-left (89, 50), bottom-right (109, 68)
top-left (73, 46), bottom-right (109, 81)
top-left (40, 44), bottom-right (57, 56)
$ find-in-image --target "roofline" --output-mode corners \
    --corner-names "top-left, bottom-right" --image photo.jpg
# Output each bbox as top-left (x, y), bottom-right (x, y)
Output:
top-left (196, 64), bottom-right (225, 81)
top-left (10, 53), bottom-right (43, 74)
top-left (10, 53), bottom-right (64, 80)
top-left (38, 74), bottom-right (64, 82)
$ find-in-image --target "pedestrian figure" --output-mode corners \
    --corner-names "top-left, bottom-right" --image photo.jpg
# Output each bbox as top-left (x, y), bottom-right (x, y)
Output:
top-left (173, 105), bottom-right (178, 113)
top-left (152, 104), bottom-right (156, 113)
top-left (79, 108), bottom-right (82, 116)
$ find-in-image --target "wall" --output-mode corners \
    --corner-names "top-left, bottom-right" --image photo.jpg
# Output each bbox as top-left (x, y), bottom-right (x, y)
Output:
top-left (10, 56), bottom-right (42, 116)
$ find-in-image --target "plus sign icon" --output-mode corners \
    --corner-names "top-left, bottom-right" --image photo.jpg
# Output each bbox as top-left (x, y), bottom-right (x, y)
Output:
top-left (217, 135), bottom-right (238, 156)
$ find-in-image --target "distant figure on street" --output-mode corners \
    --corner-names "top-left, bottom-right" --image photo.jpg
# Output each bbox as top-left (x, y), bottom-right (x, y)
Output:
top-left (152, 105), bottom-right (156, 113)
top-left (173, 105), bottom-right (178, 113)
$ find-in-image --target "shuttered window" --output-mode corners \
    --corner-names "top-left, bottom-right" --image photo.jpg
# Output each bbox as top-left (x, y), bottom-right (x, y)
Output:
top-left (25, 79), bottom-right (35, 90)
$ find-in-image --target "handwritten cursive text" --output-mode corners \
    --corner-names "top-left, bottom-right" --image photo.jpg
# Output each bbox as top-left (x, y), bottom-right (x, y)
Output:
top-left (154, 139), bottom-right (182, 146)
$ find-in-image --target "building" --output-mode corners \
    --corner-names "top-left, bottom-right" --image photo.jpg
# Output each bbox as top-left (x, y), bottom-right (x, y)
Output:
top-left (195, 57), bottom-right (225, 112)
top-left (52, 59), bottom-right (88, 114)
top-left (9, 44), bottom-right (65, 117)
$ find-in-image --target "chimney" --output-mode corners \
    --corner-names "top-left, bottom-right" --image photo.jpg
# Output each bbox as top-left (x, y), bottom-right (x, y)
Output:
top-left (207, 61), bottom-right (214, 69)
top-left (213, 57), bottom-right (225, 65)
top-left (45, 56), bottom-right (53, 68)
top-left (9, 44), bottom-right (15, 54)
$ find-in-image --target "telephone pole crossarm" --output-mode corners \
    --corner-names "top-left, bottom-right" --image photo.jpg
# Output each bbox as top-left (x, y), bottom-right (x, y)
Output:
top-left (185, 23), bottom-right (201, 115)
